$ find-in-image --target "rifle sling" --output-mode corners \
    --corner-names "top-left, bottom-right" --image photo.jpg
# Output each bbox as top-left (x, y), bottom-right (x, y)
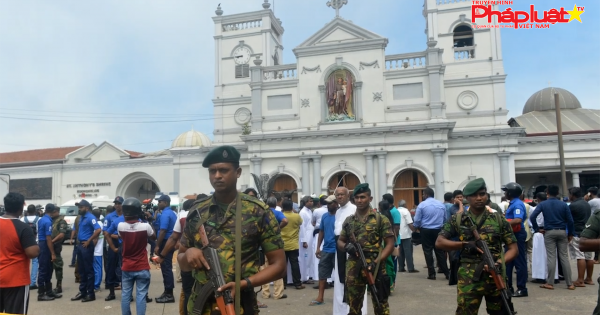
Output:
top-left (234, 193), bottom-right (243, 315)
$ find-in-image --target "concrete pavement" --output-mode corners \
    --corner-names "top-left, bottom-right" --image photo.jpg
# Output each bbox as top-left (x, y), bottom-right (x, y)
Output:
top-left (28, 244), bottom-right (597, 314)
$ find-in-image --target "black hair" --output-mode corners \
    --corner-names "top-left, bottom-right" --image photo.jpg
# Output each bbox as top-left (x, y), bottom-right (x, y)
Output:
top-left (536, 192), bottom-right (547, 201)
top-left (3, 193), bottom-right (24, 214)
top-left (92, 208), bottom-right (101, 219)
top-left (243, 188), bottom-right (258, 197)
top-left (106, 205), bottom-right (114, 213)
top-left (589, 187), bottom-right (599, 196)
top-left (182, 199), bottom-right (195, 211)
top-left (284, 193), bottom-right (293, 199)
top-left (424, 187), bottom-right (435, 198)
top-left (27, 204), bottom-right (37, 215)
top-left (274, 193), bottom-right (282, 202)
top-left (378, 200), bottom-right (393, 224)
top-left (319, 195), bottom-right (327, 205)
top-left (569, 187), bottom-right (582, 198)
top-left (453, 190), bottom-right (463, 198)
top-left (382, 193), bottom-right (394, 205)
top-left (282, 199), bottom-right (294, 211)
top-left (547, 184), bottom-right (560, 197)
top-left (196, 193), bottom-right (208, 200)
top-left (444, 192), bottom-right (453, 202)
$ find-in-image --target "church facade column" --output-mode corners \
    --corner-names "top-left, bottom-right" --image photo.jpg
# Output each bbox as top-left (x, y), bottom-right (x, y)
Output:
top-left (377, 152), bottom-right (388, 203)
top-left (497, 152), bottom-right (511, 186)
top-left (300, 157), bottom-right (311, 196)
top-left (312, 155), bottom-right (322, 196)
top-left (364, 153), bottom-right (375, 189)
top-left (431, 148), bottom-right (446, 201)
top-left (571, 171), bottom-right (581, 187)
top-left (250, 62), bottom-right (263, 131)
top-left (250, 157), bottom-right (263, 188)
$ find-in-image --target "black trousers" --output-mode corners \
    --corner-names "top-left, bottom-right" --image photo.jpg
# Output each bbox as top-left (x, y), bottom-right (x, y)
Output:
top-left (421, 228), bottom-right (449, 277)
top-left (0, 286), bottom-right (29, 314)
top-left (284, 250), bottom-right (301, 286)
top-left (181, 271), bottom-right (194, 315)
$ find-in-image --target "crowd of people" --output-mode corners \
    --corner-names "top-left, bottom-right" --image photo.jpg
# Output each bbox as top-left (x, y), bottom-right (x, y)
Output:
top-left (1, 144), bottom-right (599, 315)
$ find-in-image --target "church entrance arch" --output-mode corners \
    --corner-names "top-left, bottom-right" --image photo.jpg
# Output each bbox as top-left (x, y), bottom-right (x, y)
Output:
top-left (116, 172), bottom-right (160, 201)
top-left (393, 169), bottom-right (429, 211)
top-left (272, 174), bottom-right (299, 203)
top-left (327, 171), bottom-right (360, 195)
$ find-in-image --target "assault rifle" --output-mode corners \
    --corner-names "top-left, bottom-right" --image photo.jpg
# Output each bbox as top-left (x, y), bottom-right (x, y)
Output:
top-left (465, 216), bottom-right (516, 315)
top-left (191, 225), bottom-right (235, 315)
top-left (349, 231), bottom-right (381, 308)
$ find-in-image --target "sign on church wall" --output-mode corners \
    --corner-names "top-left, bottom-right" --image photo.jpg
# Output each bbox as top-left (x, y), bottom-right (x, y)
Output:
top-left (393, 83), bottom-right (423, 100)
top-left (10, 178), bottom-right (52, 200)
top-left (267, 94), bottom-right (293, 110)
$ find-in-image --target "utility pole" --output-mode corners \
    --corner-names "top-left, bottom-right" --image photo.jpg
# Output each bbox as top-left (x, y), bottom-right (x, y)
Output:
top-left (554, 92), bottom-right (568, 197)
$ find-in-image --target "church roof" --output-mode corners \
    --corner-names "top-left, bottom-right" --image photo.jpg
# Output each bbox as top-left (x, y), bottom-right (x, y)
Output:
top-left (293, 17), bottom-right (388, 57)
top-left (0, 146), bottom-right (83, 165)
top-left (509, 108), bottom-right (600, 135)
top-left (522, 87), bottom-right (581, 114)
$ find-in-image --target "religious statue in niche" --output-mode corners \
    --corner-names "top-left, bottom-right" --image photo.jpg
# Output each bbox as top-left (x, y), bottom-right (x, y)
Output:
top-left (326, 69), bottom-right (355, 122)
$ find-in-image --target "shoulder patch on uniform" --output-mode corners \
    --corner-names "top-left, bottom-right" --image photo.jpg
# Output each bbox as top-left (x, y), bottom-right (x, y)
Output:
top-left (515, 209), bottom-right (520, 215)
top-left (92, 219), bottom-right (97, 224)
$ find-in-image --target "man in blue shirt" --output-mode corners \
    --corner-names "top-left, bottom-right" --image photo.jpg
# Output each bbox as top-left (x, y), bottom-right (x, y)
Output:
top-left (154, 194), bottom-right (177, 303)
top-left (310, 195), bottom-right (338, 306)
top-left (37, 204), bottom-right (61, 301)
top-left (530, 184), bottom-right (575, 290)
top-left (414, 187), bottom-right (448, 280)
top-left (502, 182), bottom-right (529, 297)
top-left (70, 199), bottom-right (101, 302)
top-left (103, 197), bottom-right (123, 301)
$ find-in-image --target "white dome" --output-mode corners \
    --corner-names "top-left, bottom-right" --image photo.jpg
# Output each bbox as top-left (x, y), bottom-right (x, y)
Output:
top-left (171, 129), bottom-right (211, 148)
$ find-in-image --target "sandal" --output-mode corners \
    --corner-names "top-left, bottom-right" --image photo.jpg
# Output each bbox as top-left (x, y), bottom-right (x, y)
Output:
top-left (574, 282), bottom-right (586, 287)
top-left (567, 285), bottom-right (576, 290)
top-left (257, 301), bottom-right (268, 308)
top-left (584, 280), bottom-right (595, 285)
top-left (539, 284), bottom-right (554, 290)
top-left (295, 285), bottom-right (305, 290)
top-left (309, 300), bottom-right (324, 306)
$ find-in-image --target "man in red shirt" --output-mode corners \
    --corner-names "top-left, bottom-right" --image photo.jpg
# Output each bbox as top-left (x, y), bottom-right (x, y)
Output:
top-left (117, 197), bottom-right (156, 315)
top-left (1, 193), bottom-right (40, 314)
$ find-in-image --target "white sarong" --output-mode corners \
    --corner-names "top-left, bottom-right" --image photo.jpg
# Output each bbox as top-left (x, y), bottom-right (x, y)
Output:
top-left (531, 232), bottom-right (558, 280)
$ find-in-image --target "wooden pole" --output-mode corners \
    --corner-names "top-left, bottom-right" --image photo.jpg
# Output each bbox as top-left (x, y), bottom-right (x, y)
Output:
top-left (554, 92), bottom-right (568, 197)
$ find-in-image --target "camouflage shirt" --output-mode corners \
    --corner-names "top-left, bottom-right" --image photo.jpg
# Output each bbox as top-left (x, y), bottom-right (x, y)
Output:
top-left (341, 209), bottom-right (394, 255)
top-left (52, 215), bottom-right (68, 239)
top-left (439, 210), bottom-right (516, 262)
top-left (181, 193), bottom-right (284, 314)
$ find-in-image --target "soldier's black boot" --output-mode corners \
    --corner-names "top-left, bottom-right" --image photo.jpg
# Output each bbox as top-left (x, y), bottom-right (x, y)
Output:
top-left (37, 285), bottom-right (56, 302)
top-left (47, 283), bottom-right (62, 299)
top-left (54, 280), bottom-right (62, 294)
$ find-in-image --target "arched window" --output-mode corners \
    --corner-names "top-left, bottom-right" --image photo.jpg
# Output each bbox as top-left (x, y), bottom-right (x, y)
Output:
top-left (453, 25), bottom-right (474, 60)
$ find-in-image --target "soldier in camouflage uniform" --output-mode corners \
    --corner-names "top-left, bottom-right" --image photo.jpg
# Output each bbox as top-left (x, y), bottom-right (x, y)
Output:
top-left (436, 178), bottom-right (519, 315)
top-left (338, 183), bottom-right (395, 315)
top-left (50, 210), bottom-right (69, 293)
top-left (178, 145), bottom-right (286, 315)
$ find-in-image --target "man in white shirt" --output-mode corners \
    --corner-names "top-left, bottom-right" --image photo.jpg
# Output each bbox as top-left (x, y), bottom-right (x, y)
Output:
top-left (397, 200), bottom-right (418, 273)
top-left (92, 208), bottom-right (104, 292)
top-left (22, 205), bottom-right (40, 290)
top-left (311, 196), bottom-right (329, 282)
top-left (299, 196), bottom-right (315, 283)
top-left (332, 187), bottom-right (366, 315)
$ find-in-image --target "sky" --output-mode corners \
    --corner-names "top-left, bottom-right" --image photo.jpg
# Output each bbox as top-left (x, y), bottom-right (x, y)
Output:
top-left (0, 0), bottom-right (597, 154)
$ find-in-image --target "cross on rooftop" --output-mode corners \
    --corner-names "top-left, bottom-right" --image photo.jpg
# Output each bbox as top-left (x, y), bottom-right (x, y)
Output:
top-left (327, 0), bottom-right (348, 17)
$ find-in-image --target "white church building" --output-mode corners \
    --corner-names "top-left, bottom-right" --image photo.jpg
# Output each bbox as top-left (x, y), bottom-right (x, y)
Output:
top-left (1, 0), bottom-right (598, 209)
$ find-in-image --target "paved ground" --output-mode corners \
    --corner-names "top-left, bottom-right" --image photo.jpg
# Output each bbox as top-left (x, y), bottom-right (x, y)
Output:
top-left (29, 245), bottom-right (598, 314)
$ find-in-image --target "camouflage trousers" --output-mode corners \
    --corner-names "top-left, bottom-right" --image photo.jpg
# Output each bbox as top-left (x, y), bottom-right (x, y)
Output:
top-left (53, 253), bottom-right (64, 281)
top-left (456, 264), bottom-right (503, 315)
top-left (346, 257), bottom-right (389, 315)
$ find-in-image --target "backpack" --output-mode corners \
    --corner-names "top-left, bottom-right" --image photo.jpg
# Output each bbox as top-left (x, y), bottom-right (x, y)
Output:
top-left (24, 216), bottom-right (40, 236)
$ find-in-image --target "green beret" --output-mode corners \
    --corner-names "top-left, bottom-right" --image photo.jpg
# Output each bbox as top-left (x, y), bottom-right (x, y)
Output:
top-left (463, 178), bottom-right (486, 197)
top-left (353, 183), bottom-right (371, 196)
top-left (202, 145), bottom-right (241, 168)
